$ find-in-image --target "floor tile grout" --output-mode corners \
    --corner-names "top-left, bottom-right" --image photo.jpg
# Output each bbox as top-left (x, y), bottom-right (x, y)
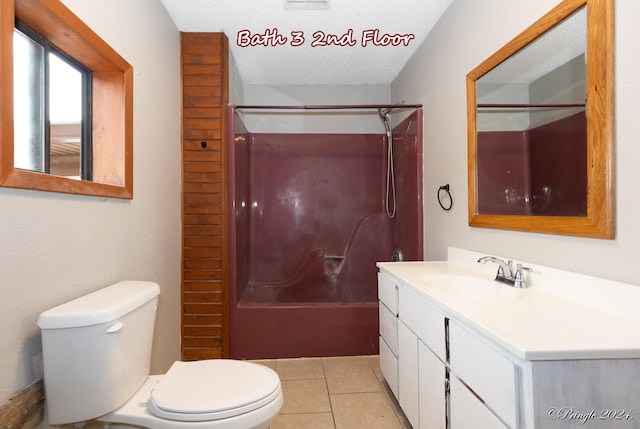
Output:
top-left (320, 357), bottom-right (337, 429)
top-left (265, 355), bottom-right (407, 429)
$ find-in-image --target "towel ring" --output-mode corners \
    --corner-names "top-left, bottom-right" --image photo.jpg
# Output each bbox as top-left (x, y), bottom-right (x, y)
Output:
top-left (438, 184), bottom-right (453, 211)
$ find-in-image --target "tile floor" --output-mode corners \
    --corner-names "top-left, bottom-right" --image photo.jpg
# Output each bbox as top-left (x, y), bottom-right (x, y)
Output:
top-left (252, 355), bottom-right (412, 429)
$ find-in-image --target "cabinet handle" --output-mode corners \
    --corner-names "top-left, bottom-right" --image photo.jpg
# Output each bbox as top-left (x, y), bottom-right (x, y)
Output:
top-left (445, 368), bottom-right (451, 429)
top-left (444, 318), bottom-right (450, 363)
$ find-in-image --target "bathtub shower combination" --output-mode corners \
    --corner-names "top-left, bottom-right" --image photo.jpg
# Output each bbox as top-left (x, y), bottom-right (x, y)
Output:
top-left (227, 105), bottom-right (423, 359)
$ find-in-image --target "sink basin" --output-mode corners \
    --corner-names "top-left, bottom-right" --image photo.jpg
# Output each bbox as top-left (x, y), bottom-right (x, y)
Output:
top-left (421, 274), bottom-right (522, 301)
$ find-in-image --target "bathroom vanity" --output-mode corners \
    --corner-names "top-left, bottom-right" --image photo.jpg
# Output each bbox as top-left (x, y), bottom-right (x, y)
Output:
top-left (378, 248), bottom-right (640, 429)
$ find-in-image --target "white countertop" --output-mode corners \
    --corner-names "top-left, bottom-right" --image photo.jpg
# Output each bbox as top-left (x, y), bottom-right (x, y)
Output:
top-left (377, 248), bottom-right (640, 361)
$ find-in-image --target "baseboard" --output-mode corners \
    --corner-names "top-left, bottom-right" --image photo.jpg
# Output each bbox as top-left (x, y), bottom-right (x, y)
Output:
top-left (0, 380), bottom-right (44, 429)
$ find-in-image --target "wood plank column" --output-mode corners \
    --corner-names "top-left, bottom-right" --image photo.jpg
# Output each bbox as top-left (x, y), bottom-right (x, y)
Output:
top-left (180, 33), bottom-right (229, 360)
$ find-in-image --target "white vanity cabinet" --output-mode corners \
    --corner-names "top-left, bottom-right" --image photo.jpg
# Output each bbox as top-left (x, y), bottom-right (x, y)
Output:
top-left (399, 281), bottom-right (448, 429)
top-left (380, 270), bottom-right (514, 429)
top-left (418, 341), bottom-right (447, 429)
top-left (398, 320), bottom-right (420, 427)
top-left (378, 272), bottom-right (399, 398)
top-left (449, 376), bottom-right (508, 429)
top-left (379, 272), bottom-right (448, 429)
top-left (378, 250), bottom-right (640, 429)
top-left (449, 321), bottom-right (514, 428)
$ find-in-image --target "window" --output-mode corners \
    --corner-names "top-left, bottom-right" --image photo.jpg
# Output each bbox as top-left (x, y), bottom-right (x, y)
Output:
top-left (1, 0), bottom-right (133, 198)
top-left (14, 24), bottom-right (92, 179)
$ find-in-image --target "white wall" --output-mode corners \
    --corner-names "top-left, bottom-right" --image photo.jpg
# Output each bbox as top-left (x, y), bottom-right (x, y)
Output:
top-left (229, 50), bottom-right (244, 106)
top-left (0, 0), bottom-right (182, 405)
top-left (240, 84), bottom-right (391, 133)
top-left (392, 0), bottom-right (640, 285)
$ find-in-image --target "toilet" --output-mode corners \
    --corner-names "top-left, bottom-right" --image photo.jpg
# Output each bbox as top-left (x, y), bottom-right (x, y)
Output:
top-left (37, 281), bottom-right (283, 428)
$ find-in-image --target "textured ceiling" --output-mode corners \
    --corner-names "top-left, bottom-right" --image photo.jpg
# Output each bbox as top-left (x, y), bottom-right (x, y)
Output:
top-left (159, 0), bottom-right (454, 85)
top-left (480, 7), bottom-right (586, 85)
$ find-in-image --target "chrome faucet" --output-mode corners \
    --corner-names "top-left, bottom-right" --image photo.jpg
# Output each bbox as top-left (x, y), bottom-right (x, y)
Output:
top-left (477, 256), bottom-right (531, 288)
top-left (513, 263), bottom-right (532, 288)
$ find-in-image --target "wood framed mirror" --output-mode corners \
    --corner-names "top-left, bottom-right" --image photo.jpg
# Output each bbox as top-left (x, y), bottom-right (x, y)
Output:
top-left (467, 0), bottom-right (614, 238)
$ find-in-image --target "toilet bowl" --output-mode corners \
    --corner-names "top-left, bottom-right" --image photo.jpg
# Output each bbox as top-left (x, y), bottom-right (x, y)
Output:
top-left (37, 281), bottom-right (283, 428)
top-left (100, 360), bottom-right (283, 429)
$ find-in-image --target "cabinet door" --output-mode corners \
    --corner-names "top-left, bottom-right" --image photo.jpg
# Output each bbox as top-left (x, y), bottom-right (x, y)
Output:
top-left (398, 321), bottom-right (419, 429)
top-left (419, 341), bottom-right (446, 429)
top-left (379, 301), bottom-right (398, 355)
top-left (450, 376), bottom-right (508, 429)
top-left (399, 284), bottom-right (446, 361)
top-left (380, 336), bottom-right (398, 398)
top-left (378, 272), bottom-right (399, 315)
top-left (449, 322), bottom-right (516, 427)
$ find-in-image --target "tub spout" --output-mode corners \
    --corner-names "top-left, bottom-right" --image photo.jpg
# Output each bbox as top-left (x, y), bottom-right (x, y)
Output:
top-left (323, 255), bottom-right (345, 275)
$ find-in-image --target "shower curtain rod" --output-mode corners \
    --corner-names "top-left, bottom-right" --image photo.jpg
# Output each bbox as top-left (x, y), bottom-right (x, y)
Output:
top-left (234, 104), bottom-right (422, 110)
top-left (477, 103), bottom-right (585, 109)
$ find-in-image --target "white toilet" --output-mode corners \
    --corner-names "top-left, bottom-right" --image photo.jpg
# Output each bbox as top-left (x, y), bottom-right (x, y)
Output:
top-left (37, 281), bottom-right (283, 428)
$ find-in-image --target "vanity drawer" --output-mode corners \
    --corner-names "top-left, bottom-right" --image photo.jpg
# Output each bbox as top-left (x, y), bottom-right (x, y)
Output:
top-left (379, 301), bottom-right (398, 355)
top-left (378, 272), bottom-right (398, 315)
top-left (398, 285), bottom-right (446, 361)
top-left (379, 336), bottom-right (398, 398)
top-left (450, 376), bottom-right (508, 429)
top-left (449, 322), bottom-right (516, 428)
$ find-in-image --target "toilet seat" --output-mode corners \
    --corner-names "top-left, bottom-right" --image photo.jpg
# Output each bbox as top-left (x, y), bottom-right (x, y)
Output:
top-left (147, 360), bottom-right (281, 422)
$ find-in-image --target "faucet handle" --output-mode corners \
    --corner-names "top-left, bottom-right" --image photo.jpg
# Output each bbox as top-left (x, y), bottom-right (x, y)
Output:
top-left (514, 264), bottom-right (532, 288)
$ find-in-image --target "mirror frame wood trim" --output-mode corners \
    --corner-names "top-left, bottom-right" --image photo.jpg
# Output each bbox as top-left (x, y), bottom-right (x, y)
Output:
top-left (0, 0), bottom-right (133, 199)
top-left (467, 0), bottom-right (614, 238)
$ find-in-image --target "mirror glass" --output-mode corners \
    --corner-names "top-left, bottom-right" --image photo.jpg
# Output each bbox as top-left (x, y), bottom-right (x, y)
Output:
top-left (467, 0), bottom-right (614, 238)
top-left (476, 8), bottom-right (586, 216)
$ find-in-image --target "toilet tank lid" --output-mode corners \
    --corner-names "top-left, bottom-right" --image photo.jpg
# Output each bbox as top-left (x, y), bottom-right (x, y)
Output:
top-left (37, 281), bottom-right (160, 330)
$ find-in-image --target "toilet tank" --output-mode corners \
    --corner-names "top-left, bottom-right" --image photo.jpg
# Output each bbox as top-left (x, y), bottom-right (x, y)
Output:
top-left (37, 281), bottom-right (160, 425)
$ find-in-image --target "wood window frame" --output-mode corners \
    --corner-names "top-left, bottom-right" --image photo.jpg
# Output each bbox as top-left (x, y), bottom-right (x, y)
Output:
top-left (1, 0), bottom-right (133, 198)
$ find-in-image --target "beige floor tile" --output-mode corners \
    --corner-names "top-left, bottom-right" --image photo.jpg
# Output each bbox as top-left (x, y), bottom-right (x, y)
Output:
top-left (321, 355), bottom-right (373, 368)
top-left (331, 392), bottom-right (402, 429)
top-left (382, 382), bottom-right (412, 429)
top-left (280, 379), bottom-right (332, 414)
top-left (250, 359), bottom-right (277, 370)
top-left (262, 355), bottom-right (407, 429)
top-left (269, 412), bottom-right (335, 429)
top-left (366, 355), bottom-right (381, 371)
top-left (324, 362), bottom-right (382, 394)
top-left (366, 355), bottom-right (385, 381)
top-left (372, 368), bottom-right (385, 382)
top-left (276, 357), bottom-right (325, 380)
